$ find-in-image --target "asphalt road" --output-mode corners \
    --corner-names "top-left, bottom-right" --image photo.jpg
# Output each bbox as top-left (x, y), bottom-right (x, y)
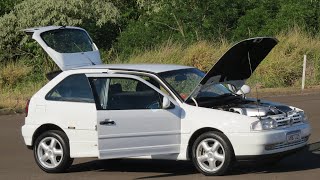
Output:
top-left (1, 93), bottom-right (320, 180)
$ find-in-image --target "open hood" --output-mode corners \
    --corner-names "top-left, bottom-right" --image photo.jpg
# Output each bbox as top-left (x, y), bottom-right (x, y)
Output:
top-left (23, 26), bottom-right (102, 71)
top-left (188, 37), bottom-right (278, 99)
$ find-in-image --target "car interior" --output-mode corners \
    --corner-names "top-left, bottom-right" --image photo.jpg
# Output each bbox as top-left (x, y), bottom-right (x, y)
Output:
top-left (106, 80), bottom-right (162, 110)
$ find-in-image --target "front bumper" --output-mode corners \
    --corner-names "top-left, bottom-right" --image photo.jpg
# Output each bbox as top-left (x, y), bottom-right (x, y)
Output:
top-left (236, 146), bottom-right (306, 162)
top-left (226, 123), bottom-right (311, 156)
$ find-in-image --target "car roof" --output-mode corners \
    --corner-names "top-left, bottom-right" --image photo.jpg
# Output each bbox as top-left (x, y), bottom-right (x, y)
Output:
top-left (76, 64), bottom-right (193, 73)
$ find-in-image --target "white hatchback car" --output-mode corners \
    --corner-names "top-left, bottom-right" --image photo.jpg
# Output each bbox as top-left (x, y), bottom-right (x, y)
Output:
top-left (21, 26), bottom-right (311, 176)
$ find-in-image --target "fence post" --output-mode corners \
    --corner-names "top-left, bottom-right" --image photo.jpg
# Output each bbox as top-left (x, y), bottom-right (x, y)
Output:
top-left (302, 55), bottom-right (307, 90)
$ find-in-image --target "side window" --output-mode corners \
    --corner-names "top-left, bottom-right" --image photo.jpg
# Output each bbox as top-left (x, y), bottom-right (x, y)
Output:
top-left (90, 77), bottom-right (163, 110)
top-left (46, 74), bottom-right (94, 103)
top-left (134, 74), bottom-right (172, 97)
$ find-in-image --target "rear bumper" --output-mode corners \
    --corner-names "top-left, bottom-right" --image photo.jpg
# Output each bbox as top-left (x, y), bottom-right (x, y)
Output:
top-left (21, 124), bottom-right (39, 146)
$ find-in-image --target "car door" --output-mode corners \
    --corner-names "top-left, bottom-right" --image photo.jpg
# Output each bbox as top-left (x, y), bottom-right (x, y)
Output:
top-left (87, 74), bottom-right (182, 159)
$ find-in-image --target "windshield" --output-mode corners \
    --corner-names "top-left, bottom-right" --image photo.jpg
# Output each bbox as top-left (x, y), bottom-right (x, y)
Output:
top-left (159, 68), bottom-right (234, 100)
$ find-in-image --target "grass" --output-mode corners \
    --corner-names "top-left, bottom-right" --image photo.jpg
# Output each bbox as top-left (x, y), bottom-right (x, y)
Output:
top-left (0, 61), bottom-right (47, 111)
top-left (249, 28), bottom-right (320, 88)
top-left (0, 83), bottom-right (44, 112)
top-left (127, 39), bottom-right (230, 72)
top-left (126, 27), bottom-right (320, 88)
top-left (1, 27), bottom-right (320, 112)
top-left (0, 61), bottom-right (31, 88)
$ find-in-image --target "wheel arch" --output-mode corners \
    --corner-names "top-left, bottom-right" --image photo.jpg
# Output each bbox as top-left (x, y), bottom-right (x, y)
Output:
top-left (31, 124), bottom-right (68, 149)
top-left (187, 127), bottom-right (234, 160)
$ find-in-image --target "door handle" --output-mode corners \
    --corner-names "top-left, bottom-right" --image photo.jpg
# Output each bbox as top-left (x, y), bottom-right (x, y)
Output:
top-left (100, 119), bottom-right (116, 126)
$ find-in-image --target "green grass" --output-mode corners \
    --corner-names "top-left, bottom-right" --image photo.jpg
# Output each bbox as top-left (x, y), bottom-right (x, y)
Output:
top-left (1, 27), bottom-right (320, 112)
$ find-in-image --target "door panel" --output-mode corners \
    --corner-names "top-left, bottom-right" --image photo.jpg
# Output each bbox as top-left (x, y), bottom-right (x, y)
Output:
top-left (89, 74), bottom-right (181, 159)
top-left (97, 109), bottom-right (181, 158)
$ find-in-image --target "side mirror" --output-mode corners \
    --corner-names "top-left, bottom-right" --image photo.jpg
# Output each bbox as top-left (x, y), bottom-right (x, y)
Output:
top-left (162, 96), bottom-right (172, 109)
top-left (236, 85), bottom-right (251, 95)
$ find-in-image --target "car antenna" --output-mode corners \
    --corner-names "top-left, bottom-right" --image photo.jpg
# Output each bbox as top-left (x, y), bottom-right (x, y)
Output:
top-left (73, 42), bottom-right (96, 65)
top-left (248, 50), bottom-right (261, 118)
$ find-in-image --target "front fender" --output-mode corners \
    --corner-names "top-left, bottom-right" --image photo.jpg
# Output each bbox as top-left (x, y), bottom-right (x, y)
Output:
top-left (181, 103), bottom-right (257, 134)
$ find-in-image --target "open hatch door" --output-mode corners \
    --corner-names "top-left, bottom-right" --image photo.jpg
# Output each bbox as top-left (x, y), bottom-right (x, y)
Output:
top-left (24, 26), bottom-right (102, 71)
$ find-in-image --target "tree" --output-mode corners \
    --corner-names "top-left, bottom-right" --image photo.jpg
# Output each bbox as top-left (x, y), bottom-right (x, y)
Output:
top-left (264, 0), bottom-right (320, 35)
top-left (232, 0), bottom-right (320, 39)
top-left (0, 0), bottom-right (22, 16)
top-left (115, 0), bottom-right (251, 55)
top-left (232, 0), bottom-right (280, 39)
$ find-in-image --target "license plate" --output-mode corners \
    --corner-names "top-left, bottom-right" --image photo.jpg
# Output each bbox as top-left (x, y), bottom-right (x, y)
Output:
top-left (286, 131), bottom-right (301, 143)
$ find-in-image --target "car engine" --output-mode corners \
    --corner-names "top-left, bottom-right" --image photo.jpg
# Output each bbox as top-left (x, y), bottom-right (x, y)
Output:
top-left (215, 98), bottom-right (304, 128)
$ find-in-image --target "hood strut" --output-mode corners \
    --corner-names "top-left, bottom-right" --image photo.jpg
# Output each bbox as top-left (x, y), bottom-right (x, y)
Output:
top-left (248, 51), bottom-right (253, 76)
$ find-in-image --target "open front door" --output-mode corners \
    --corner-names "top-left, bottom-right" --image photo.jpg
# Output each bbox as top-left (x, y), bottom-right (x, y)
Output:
top-left (87, 74), bottom-right (181, 159)
top-left (24, 26), bottom-right (102, 71)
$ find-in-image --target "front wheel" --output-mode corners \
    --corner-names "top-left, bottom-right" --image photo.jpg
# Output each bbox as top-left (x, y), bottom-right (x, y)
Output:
top-left (34, 130), bottom-right (73, 173)
top-left (191, 131), bottom-right (234, 176)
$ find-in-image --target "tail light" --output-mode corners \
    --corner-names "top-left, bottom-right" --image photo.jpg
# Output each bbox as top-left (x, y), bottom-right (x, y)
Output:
top-left (25, 99), bottom-right (30, 117)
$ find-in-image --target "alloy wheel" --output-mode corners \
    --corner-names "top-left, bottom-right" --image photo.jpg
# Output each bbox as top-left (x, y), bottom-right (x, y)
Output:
top-left (37, 137), bottom-right (64, 169)
top-left (196, 138), bottom-right (225, 172)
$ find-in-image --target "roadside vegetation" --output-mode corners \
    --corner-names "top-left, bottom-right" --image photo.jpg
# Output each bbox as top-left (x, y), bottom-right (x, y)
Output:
top-left (126, 28), bottom-right (320, 88)
top-left (1, 0), bottom-right (320, 111)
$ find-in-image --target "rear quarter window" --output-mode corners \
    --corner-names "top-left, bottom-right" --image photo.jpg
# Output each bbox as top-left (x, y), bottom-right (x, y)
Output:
top-left (46, 74), bottom-right (94, 103)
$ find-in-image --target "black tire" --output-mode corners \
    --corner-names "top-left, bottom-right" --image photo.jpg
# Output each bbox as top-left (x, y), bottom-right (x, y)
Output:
top-left (191, 131), bottom-right (234, 176)
top-left (33, 130), bottom-right (74, 173)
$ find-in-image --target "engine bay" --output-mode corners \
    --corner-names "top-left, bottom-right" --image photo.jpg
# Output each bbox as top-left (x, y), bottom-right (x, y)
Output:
top-left (215, 99), bottom-right (293, 117)
top-left (190, 94), bottom-right (293, 117)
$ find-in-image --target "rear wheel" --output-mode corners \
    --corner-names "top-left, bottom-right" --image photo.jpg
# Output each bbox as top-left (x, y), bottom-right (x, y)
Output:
top-left (34, 130), bottom-right (73, 173)
top-left (191, 131), bottom-right (233, 176)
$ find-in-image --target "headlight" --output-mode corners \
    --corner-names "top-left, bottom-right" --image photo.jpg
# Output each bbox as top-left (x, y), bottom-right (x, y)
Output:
top-left (251, 118), bottom-right (277, 131)
top-left (299, 111), bottom-right (308, 123)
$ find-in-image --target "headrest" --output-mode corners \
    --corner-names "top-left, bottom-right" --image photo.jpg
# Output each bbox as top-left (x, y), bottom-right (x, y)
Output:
top-left (136, 81), bottom-right (150, 91)
top-left (110, 83), bottom-right (122, 93)
top-left (148, 79), bottom-right (160, 89)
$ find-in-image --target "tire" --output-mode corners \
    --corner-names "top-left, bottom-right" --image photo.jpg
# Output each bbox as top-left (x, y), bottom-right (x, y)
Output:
top-left (191, 131), bottom-right (234, 176)
top-left (33, 130), bottom-right (74, 173)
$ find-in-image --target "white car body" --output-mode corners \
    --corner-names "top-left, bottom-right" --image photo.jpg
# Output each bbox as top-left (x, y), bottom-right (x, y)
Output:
top-left (22, 67), bottom-right (311, 158)
top-left (21, 26), bottom-right (311, 174)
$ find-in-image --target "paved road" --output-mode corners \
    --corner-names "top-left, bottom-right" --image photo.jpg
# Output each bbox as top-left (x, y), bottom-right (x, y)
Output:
top-left (1, 94), bottom-right (320, 180)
